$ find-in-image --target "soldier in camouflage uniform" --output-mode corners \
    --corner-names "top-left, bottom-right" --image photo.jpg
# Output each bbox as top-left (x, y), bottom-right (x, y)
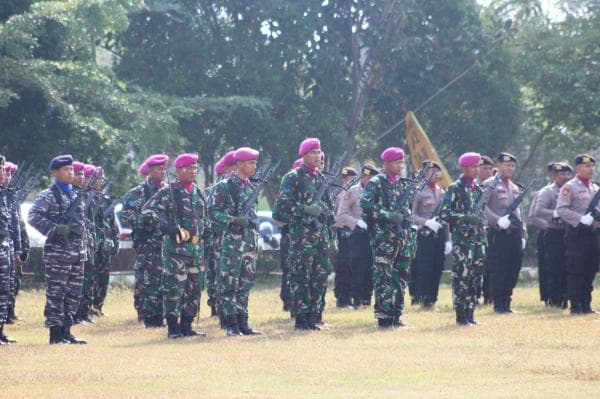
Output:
top-left (75, 164), bottom-right (99, 323)
top-left (440, 152), bottom-right (486, 325)
top-left (142, 153), bottom-right (207, 339)
top-left (360, 147), bottom-right (416, 328)
top-left (28, 155), bottom-right (87, 344)
top-left (0, 155), bottom-right (18, 344)
top-left (2, 161), bottom-right (23, 326)
top-left (91, 167), bottom-right (119, 316)
top-left (274, 138), bottom-right (335, 331)
top-left (209, 147), bottom-right (263, 336)
top-left (120, 154), bottom-right (168, 327)
top-left (204, 151), bottom-right (236, 321)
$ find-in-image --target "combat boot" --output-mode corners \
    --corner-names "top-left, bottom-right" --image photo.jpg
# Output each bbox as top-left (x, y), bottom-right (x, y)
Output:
top-left (62, 320), bottom-right (87, 344)
top-left (238, 314), bottom-right (262, 335)
top-left (166, 315), bottom-right (183, 339)
top-left (466, 308), bottom-right (478, 325)
top-left (456, 309), bottom-right (470, 326)
top-left (581, 302), bottom-right (599, 314)
top-left (180, 315), bottom-right (206, 337)
top-left (352, 297), bottom-right (362, 309)
top-left (49, 326), bottom-right (69, 344)
top-left (5, 305), bottom-right (15, 324)
top-left (210, 304), bottom-right (218, 317)
top-left (377, 317), bottom-right (393, 329)
top-left (294, 314), bottom-right (311, 331)
top-left (392, 315), bottom-right (405, 328)
top-left (0, 323), bottom-right (16, 344)
top-left (493, 299), bottom-right (507, 314)
top-left (226, 315), bottom-right (242, 337)
top-left (504, 297), bottom-right (515, 313)
top-left (307, 313), bottom-right (322, 331)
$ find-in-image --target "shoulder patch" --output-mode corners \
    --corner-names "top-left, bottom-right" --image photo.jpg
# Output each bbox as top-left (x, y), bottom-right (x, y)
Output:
top-left (561, 187), bottom-right (570, 196)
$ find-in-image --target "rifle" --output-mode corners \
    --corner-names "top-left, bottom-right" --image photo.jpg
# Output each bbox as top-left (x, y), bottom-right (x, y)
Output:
top-left (7, 162), bottom-right (33, 192)
top-left (240, 160), bottom-right (281, 223)
top-left (165, 171), bottom-right (191, 244)
top-left (329, 176), bottom-right (359, 202)
top-left (16, 171), bottom-right (42, 205)
top-left (251, 158), bottom-right (272, 183)
top-left (394, 161), bottom-right (433, 220)
top-left (53, 171), bottom-right (99, 243)
top-left (471, 174), bottom-right (501, 219)
top-left (585, 187), bottom-right (600, 220)
top-left (503, 177), bottom-right (537, 224)
top-left (302, 150), bottom-right (348, 227)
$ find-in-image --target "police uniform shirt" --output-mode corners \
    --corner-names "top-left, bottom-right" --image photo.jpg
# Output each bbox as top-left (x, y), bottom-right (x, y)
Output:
top-left (555, 176), bottom-right (600, 229)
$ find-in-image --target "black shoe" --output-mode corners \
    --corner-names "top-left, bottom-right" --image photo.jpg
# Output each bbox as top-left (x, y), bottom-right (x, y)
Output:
top-left (456, 310), bottom-right (471, 326)
top-left (483, 297), bottom-right (492, 305)
top-left (307, 313), bottom-right (322, 331)
top-left (581, 304), bottom-right (599, 314)
top-left (180, 315), bottom-right (206, 337)
top-left (421, 301), bottom-right (434, 311)
top-left (210, 305), bottom-right (218, 317)
top-left (392, 315), bottom-right (405, 328)
top-left (336, 298), bottom-right (349, 308)
top-left (144, 316), bottom-right (160, 328)
top-left (49, 326), bottom-right (69, 345)
top-left (362, 298), bottom-right (371, 306)
top-left (62, 321), bottom-right (87, 344)
top-left (504, 298), bottom-right (514, 313)
top-left (377, 317), bottom-right (393, 329)
top-left (0, 324), bottom-right (16, 344)
top-left (166, 315), bottom-right (184, 339)
top-left (466, 308), bottom-right (478, 325)
top-left (225, 315), bottom-right (242, 337)
top-left (294, 314), bottom-right (311, 331)
top-left (283, 303), bottom-right (291, 312)
top-left (238, 314), bottom-right (262, 335)
top-left (410, 297), bottom-right (419, 306)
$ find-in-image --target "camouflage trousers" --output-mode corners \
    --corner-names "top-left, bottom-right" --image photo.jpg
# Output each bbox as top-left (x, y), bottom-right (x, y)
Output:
top-left (204, 230), bottom-right (221, 309)
top-left (288, 234), bottom-right (331, 316)
top-left (217, 230), bottom-right (257, 317)
top-left (7, 250), bottom-right (17, 311)
top-left (279, 231), bottom-right (292, 309)
top-left (92, 248), bottom-right (112, 309)
top-left (371, 235), bottom-right (412, 319)
top-left (79, 259), bottom-right (97, 314)
top-left (0, 244), bottom-right (10, 323)
top-left (133, 243), bottom-right (162, 318)
top-left (161, 252), bottom-right (203, 318)
top-left (451, 240), bottom-right (485, 312)
top-left (43, 251), bottom-right (84, 327)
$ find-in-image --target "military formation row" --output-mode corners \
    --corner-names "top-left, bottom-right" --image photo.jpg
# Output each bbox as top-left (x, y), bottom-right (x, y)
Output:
top-left (2, 139), bottom-right (598, 344)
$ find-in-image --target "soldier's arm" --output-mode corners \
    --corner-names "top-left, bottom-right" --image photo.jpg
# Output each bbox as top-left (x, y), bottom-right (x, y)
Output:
top-left (208, 182), bottom-right (233, 225)
top-left (440, 185), bottom-right (465, 224)
top-left (141, 189), bottom-right (168, 232)
top-left (556, 184), bottom-right (581, 227)
top-left (8, 195), bottom-right (22, 253)
top-left (276, 173), bottom-right (305, 218)
top-left (360, 179), bottom-right (386, 220)
top-left (119, 188), bottom-right (141, 229)
top-left (484, 193), bottom-right (502, 227)
top-left (27, 191), bottom-right (60, 238)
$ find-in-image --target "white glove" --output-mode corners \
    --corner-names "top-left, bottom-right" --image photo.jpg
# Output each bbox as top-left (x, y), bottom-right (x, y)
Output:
top-left (580, 213), bottom-right (594, 226)
top-left (424, 218), bottom-right (442, 233)
top-left (356, 219), bottom-right (368, 230)
top-left (497, 215), bottom-right (511, 230)
top-left (552, 210), bottom-right (559, 218)
top-left (444, 241), bottom-right (452, 255)
top-left (521, 238), bottom-right (526, 250)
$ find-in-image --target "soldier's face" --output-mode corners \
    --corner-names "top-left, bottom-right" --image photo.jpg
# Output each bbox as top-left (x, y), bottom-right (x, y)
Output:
top-left (177, 164), bottom-right (197, 184)
top-left (555, 171), bottom-right (571, 186)
top-left (478, 165), bottom-right (493, 180)
top-left (73, 172), bottom-right (85, 188)
top-left (462, 165), bottom-right (478, 179)
top-left (576, 163), bottom-right (594, 180)
top-left (547, 171), bottom-right (556, 183)
top-left (148, 165), bottom-right (167, 181)
top-left (53, 165), bottom-right (74, 184)
top-left (95, 172), bottom-right (105, 189)
top-left (498, 162), bottom-right (515, 178)
top-left (384, 159), bottom-right (404, 176)
top-left (237, 160), bottom-right (257, 178)
top-left (303, 149), bottom-right (322, 169)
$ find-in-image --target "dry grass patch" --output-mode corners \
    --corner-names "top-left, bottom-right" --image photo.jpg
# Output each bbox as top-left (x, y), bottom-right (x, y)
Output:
top-left (2, 279), bottom-right (600, 398)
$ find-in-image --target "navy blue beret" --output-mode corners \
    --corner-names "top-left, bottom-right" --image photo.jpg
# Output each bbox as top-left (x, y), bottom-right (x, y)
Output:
top-left (49, 154), bottom-right (74, 170)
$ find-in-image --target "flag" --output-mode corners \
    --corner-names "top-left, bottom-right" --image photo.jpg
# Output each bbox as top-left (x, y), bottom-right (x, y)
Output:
top-left (405, 111), bottom-right (452, 188)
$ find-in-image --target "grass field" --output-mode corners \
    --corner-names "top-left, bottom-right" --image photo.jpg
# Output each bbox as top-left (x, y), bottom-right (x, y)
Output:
top-left (3, 278), bottom-right (600, 398)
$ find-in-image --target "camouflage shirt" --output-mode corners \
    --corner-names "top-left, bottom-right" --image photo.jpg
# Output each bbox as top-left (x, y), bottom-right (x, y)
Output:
top-left (120, 179), bottom-right (163, 247)
top-left (440, 175), bottom-right (486, 244)
top-left (274, 164), bottom-right (334, 240)
top-left (142, 180), bottom-right (207, 260)
top-left (27, 183), bottom-right (87, 258)
top-left (360, 174), bottom-right (413, 240)
top-left (3, 188), bottom-right (22, 253)
top-left (0, 188), bottom-right (10, 244)
top-left (209, 174), bottom-right (257, 232)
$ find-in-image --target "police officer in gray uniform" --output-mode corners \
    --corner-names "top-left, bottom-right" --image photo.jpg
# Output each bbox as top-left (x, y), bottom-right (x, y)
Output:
top-left (556, 154), bottom-right (599, 315)
top-left (484, 153), bottom-right (527, 314)
top-left (534, 162), bottom-right (572, 308)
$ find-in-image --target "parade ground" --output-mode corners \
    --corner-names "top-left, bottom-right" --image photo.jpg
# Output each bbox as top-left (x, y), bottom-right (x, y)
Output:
top-left (3, 279), bottom-right (600, 398)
